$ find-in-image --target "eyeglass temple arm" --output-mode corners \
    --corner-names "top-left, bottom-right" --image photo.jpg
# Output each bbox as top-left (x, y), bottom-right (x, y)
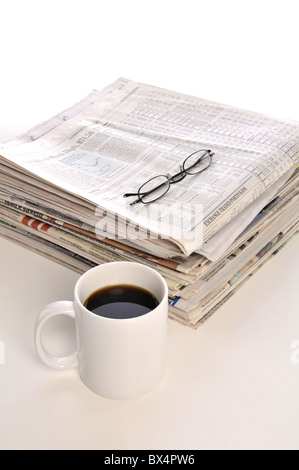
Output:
top-left (123, 178), bottom-right (169, 199)
top-left (123, 192), bottom-right (139, 197)
top-left (123, 179), bottom-right (168, 205)
top-left (123, 191), bottom-right (154, 198)
top-left (123, 191), bottom-right (151, 206)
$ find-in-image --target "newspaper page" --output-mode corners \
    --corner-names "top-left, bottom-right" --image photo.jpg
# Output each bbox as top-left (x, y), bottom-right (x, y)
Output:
top-left (169, 226), bottom-right (299, 327)
top-left (1, 78), bottom-right (298, 257)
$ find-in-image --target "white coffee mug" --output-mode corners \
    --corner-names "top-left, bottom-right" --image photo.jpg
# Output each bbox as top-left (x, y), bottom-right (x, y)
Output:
top-left (34, 262), bottom-right (168, 399)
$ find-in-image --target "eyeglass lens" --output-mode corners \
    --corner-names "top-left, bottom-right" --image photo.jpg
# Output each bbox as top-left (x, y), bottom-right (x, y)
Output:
top-left (138, 175), bottom-right (170, 204)
top-left (183, 150), bottom-right (212, 175)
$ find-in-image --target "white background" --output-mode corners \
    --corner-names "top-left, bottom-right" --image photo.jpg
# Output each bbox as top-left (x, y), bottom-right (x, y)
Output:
top-left (1, 0), bottom-right (299, 140)
top-left (0, 0), bottom-right (298, 450)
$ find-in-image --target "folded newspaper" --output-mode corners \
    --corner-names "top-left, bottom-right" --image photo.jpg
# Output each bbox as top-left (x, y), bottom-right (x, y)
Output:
top-left (0, 78), bottom-right (298, 327)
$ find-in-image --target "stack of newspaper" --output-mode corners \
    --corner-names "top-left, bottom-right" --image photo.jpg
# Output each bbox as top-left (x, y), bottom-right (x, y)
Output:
top-left (0, 78), bottom-right (298, 327)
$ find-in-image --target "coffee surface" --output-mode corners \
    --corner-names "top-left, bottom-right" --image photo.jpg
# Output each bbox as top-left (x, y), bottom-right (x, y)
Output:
top-left (84, 284), bottom-right (159, 319)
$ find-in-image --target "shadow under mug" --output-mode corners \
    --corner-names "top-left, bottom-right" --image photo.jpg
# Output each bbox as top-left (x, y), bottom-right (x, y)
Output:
top-left (34, 262), bottom-right (168, 399)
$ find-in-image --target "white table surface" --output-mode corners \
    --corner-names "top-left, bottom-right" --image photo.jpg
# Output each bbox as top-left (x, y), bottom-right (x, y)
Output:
top-left (0, 0), bottom-right (299, 450)
top-left (0, 234), bottom-right (298, 450)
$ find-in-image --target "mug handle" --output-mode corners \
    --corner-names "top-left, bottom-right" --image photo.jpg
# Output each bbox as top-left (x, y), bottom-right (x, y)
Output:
top-left (34, 301), bottom-right (78, 369)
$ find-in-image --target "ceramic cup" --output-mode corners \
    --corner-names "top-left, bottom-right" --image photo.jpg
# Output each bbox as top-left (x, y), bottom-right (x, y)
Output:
top-left (34, 262), bottom-right (168, 399)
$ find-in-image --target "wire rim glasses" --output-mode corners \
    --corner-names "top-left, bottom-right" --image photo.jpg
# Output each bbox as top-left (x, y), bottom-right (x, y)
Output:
top-left (123, 149), bottom-right (214, 205)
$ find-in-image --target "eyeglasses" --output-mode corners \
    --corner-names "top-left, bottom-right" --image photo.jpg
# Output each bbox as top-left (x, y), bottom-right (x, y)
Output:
top-left (123, 149), bottom-right (214, 205)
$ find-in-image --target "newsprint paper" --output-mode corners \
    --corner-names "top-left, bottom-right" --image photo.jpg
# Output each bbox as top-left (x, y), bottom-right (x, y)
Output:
top-left (0, 78), bottom-right (298, 327)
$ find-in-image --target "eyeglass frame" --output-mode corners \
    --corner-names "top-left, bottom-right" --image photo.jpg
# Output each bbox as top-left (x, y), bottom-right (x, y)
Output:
top-left (123, 149), bottom-right (214, 205)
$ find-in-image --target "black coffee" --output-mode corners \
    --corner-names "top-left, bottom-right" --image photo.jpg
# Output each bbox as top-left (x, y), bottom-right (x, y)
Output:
top-left (84, 284), bottom-right (159, 319)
